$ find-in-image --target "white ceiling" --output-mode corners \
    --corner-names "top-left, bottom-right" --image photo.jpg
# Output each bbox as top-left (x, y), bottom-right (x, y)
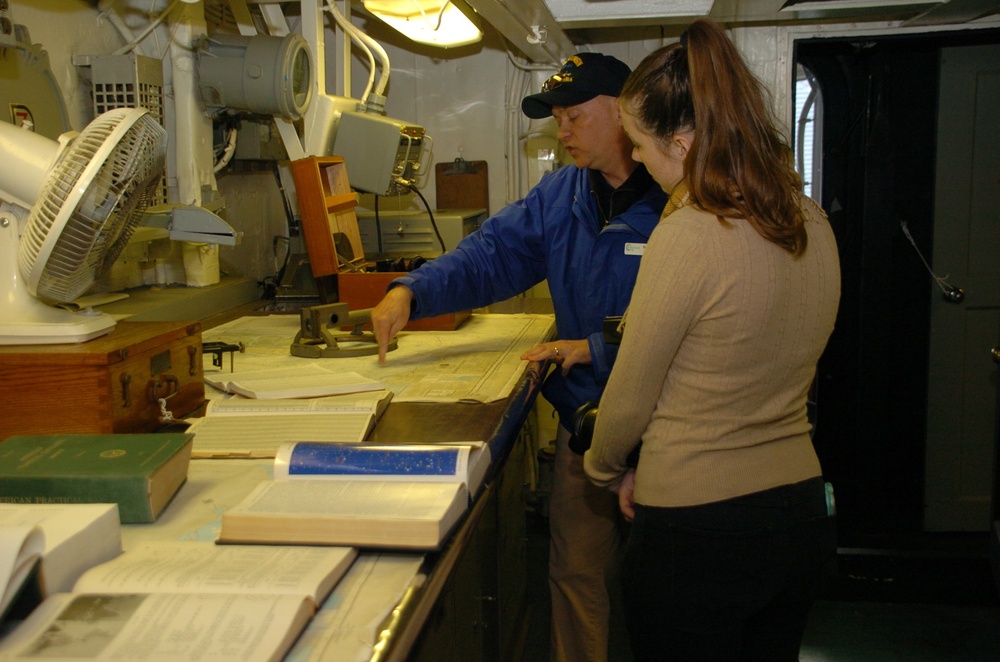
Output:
top-left (466, 0), bottom-right (1000, 62)
top-left (543, 0), bottom-right (715, 28)
top-left (540, 0), bottom-right (1000, 28)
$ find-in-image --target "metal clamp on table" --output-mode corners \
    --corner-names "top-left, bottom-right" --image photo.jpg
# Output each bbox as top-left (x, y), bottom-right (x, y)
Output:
top-left (290, 302), bottom-right (398, 358)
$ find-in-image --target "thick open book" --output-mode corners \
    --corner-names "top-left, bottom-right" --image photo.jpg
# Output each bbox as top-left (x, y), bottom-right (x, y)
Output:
top-left (205, 363), bottom-right (384, 399)
top-left (0, 525), bottom-right (43, 622)
top-left (0, 542), bottom-right (357, 662)
top-left (0, 504), bottom-right (121, 605)
top-left (274, 441), bottom-right (490, 499)
top-left (71, 541), bottom-right (356, 604)
top-left (186, 391), bottom-right (393, 458)
top-left (219, 479), bottom-right (469, 551)
top-left (0, 592), bottom-right (314, 662)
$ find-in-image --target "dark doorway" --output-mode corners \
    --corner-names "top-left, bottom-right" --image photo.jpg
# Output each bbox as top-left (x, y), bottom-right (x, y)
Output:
top-left (796, 28), bottom-right (1000, 550)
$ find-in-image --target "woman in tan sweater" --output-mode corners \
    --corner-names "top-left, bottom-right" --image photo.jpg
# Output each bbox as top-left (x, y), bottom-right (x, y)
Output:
top-left (583, 19), bottom-right (841, 661)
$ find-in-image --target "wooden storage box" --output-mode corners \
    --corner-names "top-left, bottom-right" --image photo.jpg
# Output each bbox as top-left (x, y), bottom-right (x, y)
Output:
top-left (0, 321), bottom-right (205, 439)
top-left (289, 156), bottom-right (469, 332)
top-left (338, 272), bottom-right (470, 331)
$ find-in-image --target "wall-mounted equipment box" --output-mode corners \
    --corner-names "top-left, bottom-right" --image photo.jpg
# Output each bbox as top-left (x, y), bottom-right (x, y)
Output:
top-left (354, 208), bottom-right (485, 257)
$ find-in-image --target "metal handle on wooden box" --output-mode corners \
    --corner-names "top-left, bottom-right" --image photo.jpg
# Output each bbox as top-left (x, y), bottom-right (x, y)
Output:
top-left (120, 372), bottom-right (132, 408)
top-left (149, 375), bottom-right (180, 403)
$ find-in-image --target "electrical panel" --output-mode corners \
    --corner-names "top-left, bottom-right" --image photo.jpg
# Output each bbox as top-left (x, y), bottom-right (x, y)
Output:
top-left (333, 111), bottom-right (425, 196)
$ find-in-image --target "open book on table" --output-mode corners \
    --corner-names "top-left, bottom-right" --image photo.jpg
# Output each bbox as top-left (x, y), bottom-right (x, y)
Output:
top-left (0, 525), bottom-right (43, 623)
top-left (186, 391), bottom-right (393, 458)
top-left (219, 442), bottom-right (490, 551)
top-left (204, 363), bottom-right (384, 399)
top-left (0, 542), bottom-right (357, 662)
top-left (274, 441), bottom-right (490, 498)
top-left (0, 504), bottom-right (121, 623)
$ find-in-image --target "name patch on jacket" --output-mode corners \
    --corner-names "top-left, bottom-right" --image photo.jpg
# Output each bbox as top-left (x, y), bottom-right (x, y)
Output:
top-left (624, 242), bottom-right (646, 256)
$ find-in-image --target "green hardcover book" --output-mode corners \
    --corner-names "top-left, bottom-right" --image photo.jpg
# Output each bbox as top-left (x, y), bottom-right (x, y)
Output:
top-left (0, 433), bottom-right (194, 523)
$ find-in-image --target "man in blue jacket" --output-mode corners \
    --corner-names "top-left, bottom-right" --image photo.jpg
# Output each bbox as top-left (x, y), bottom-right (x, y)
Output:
top-left (371, 52), bottom-right (667, 662)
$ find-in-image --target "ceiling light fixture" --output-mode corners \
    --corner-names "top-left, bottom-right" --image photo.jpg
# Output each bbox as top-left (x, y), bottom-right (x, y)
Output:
top-left (363, 0), bottom-right (482, 48)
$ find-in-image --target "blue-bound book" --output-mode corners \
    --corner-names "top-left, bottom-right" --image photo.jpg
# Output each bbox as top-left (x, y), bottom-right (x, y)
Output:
top-left (217, 442), bottom-right (490, 551)
top-left (274, 441), bottom-right (489, 500)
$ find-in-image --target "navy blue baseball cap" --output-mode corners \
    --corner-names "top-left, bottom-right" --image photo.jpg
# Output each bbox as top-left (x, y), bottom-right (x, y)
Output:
top-left (521, 52), bottom-right (632, 119)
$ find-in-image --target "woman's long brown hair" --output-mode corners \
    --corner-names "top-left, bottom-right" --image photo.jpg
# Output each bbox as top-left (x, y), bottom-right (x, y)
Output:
top-left (620, 19), bottom-right (808, 255)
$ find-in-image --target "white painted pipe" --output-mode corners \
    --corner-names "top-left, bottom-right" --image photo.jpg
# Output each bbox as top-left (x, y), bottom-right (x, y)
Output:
top-left (0, 122), bottom-right (63, 210)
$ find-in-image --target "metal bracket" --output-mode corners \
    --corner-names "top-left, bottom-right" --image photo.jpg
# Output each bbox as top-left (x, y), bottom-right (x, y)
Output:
top-left (141, 204), bottom-right (242, 246)
top-left (290, 302), bottom-right (398, 358)
top-left (203, 341), bottom-right (245, 372)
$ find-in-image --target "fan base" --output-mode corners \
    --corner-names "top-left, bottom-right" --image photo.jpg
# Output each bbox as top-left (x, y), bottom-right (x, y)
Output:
top-left (0, 308), bottom-right (115, 345)
top-left (2, 209), bottom-right (117, 346)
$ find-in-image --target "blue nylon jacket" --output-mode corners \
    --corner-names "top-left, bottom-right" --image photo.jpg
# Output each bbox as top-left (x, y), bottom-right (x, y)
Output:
top-left (391, 163), bottom-right (667, 426)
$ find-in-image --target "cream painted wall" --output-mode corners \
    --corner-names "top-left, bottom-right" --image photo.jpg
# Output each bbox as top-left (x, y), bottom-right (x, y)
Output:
top-left (348, 21), bottom-right (514, 214)
top-left (216, 168), bottom-right (292, 282)
top-left (337, 20), bottom-right (673, 215)
top-left (6, 0), bottom-right (121, 130)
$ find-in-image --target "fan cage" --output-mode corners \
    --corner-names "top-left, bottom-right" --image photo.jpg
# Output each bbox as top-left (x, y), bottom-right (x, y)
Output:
top-left (17, 109), bottom-right (166, 303)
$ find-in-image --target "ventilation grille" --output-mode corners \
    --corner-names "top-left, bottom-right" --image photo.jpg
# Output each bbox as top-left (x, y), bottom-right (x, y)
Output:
top-left (90, 53), bottom-right (167, 205)
top-left (205, 0), bottom-right (239, 33)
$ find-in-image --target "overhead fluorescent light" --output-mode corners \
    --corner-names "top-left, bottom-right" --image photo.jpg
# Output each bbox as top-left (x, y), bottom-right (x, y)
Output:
top-left (543, 0), bottom-right (712, 27)
top-left (363, 0), bottom-right (483, 48)
top-left (780, 0), bottom-right (937, 11)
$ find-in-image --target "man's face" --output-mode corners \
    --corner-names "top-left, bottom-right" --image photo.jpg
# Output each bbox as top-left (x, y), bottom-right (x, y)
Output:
top-left (550, 95), bottom-right (629, 174)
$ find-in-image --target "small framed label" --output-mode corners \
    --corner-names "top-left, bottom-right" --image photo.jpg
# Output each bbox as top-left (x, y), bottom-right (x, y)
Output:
top-left (150, 349), bottom-right (172, 375)
top-left (624, 242), bottom-right (646, 256)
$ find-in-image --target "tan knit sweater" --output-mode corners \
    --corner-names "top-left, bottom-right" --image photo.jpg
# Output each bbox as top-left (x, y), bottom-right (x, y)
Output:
top-left (584, 191), bottom-right (841, 507)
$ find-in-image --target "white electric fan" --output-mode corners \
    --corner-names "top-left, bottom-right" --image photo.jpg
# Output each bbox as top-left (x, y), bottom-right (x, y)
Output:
top-left (0, 107), bottom-right (166, 345)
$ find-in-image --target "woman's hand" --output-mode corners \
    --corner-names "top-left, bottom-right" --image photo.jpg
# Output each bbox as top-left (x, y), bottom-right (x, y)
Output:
top-left (520, 339), bottom-right (591, 375)
top-left (615, 469), bottom-right (637, 522)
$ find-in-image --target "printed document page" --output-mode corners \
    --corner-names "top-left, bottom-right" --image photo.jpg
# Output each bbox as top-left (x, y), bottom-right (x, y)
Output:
top-left (202, 313), bottom-right (554, 403)
top-left (289, 553), bottom-right (426, 662)
top-left (187, 393), bottom-right (393, 458)
top-left (205, 364), bottom-right (383, 399)
top-left (0, 592), bottom-right (314, 662)
top-left (73, 542), bottom-right (357, 604)
top-left (100, 460), bottom-right (425, 662)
